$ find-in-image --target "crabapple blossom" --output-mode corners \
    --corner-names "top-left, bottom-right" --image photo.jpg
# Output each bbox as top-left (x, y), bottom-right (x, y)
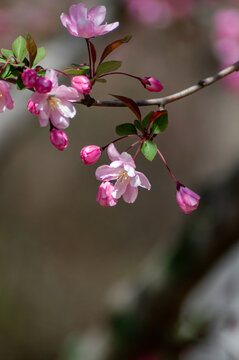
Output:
top-left (72, 75), bottom-right (91, 95)
top-left (95, 144), bottom-right (151, 204)
top-left (176, 182), bottom-right (200, 214)
top-left (0, 80), bottom-right (14, 113)
top-left (35, 76), bottom-right (53, 94)
top-left (22, 69), bottom-right (37, 88)
top-left (80, 145), bottom-right (102, 165)
top-left (141, 77), bottom-right (163, 92)
top-left (60, 3), bottom-right (119, 39)
top-left (30, 69), bottom-right (79, 129)
top-left (96, 181), bottom-right (118, 207)
top-left (50, 129), bottom-right (68, 151)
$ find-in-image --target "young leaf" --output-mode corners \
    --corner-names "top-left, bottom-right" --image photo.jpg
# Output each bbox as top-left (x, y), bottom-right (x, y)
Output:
top-left (1, 49), bottom-right (14, 59)
top-left (141, 141), bottom-right (157, 161)
top-left (134, 120), bottom-right (143, 132)
top-left (142, 111), bottom-right (154, 129)
top-left (64, 68), bottom-right (85, 75)
top-left (99, 35), bottom-right (132, 64)
top-left (26, 33), bottom-right (37, 68)
top-left (16, 75), bottom-right (26, 90)
top-left (0, 64), bottom-right (11, 79)
top-left (95, 78), bottom-right (107, 83)
top-left (96, 61), bottom-right (122, 76)
top-left (12, 36), bottom-right (28, 62)
top-left (89, 40), bottom-right (97, 68)
top-left (151, 111), bottom-right (168, 134)
top-left (115, 123), bottom-right (137, 136)
top-left (32, 47), bottom-right (46, 67)
top-left (111, 94), bottom-right (141, 121)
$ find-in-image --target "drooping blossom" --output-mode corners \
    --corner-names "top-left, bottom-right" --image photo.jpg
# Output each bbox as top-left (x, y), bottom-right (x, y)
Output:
top-left (50, 128), bottom-right (68, 151)
top-left (22, 69), bottom-right (37, 88)
top-left (96, 143), bottom-right (151, 204)
top-left (72, 75), bottom-right (92, 94)
top-left (96, 181), bottom-right (118, 207)
top-left (60, 3), bottom-right (119, 39)
top-left (176, 182), bottom-right (200, 214)
top-left (0, 80), bottom-right (14, 113)
top-left (141, 77), bottom-right (163, 92)
top-left (30, 69), bottom-right (79, 129)
top-left (80, 145), bottom-right (102, 165)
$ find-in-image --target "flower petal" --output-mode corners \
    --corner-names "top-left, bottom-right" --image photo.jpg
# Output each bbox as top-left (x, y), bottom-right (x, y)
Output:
top-left (107, 143), bottom-right (121, 161)
top-left (55, 99), bottom-right (76, 118)
top-left (123, 184), bottom-right (138, 203)
top-left (95, 22), bottom-right (119, 36)
top-left (45, 69), bottom-right (58, 88)
top-left (124, 164), bottom-right (135, 177)
top-left (38, 110), bottom-right (49, 127)
top-left (88, 6), bottom-right (106, 26)
top-left (112, 178), bottom-right (128, 199)
top-left (95, 165), bottom-right (121, 181)
top-left (50, 109), bottom-right (70, 129)
top-left (135, 171), bottom-right (151, 189)
top-left (69, 3), bottom-right (87, 24)
top-left (51, 85), bottom-right (79, 101)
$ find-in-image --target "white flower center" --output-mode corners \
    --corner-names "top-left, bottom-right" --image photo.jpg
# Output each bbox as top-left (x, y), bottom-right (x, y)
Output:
top-left (117, 170), bottom-right (129, 184)
top-left (48, 96), bottom-right (59, 109)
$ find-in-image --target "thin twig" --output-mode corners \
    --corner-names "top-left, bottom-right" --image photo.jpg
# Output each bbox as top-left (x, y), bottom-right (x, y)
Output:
top-left (78, 60), bottom-right (239, 108)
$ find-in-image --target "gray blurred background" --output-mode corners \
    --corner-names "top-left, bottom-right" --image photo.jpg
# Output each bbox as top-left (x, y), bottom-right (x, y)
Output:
top-left (0, 1), bottom-right (239, 359)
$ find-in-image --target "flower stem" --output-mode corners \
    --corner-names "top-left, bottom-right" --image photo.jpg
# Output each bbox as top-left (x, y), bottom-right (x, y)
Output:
top-left (157, 148), bottom-right (177, 184)
top-left (101, 134), bottom-right (140, 151)
top-left (98, 72), bottom-right (141, 81)
top-left (86, 39), bottom-right (93, 79)
top-left (133, 140), bottom-right (144, 160)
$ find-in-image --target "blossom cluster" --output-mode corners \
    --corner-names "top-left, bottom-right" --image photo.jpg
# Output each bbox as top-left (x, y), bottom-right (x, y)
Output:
top-left (0, 2), bottom-right (200, 214)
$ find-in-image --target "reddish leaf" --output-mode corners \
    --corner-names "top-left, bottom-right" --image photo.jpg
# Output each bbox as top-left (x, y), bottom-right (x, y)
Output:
top-left (89, 40), bottom-right (97, 69)
top-left (111, 94), bottom-right (141, 121)
top-left (26, 33), bottom-right (37, 68)
top-left (99, 35), bottom-right (132, 65)
top-left (148, 110), bottom-right (167, 127)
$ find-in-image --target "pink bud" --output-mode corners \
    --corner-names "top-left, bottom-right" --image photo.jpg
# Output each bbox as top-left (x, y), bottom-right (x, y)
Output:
top-left (72, 75), bottom-right (92, 95)
top-left (50, 129), bottom-right (68, 151)
top-left (22, 69), bottom-right (37, 88)
top-left (35, 76), bottom-right (52, 93)
top-left (27, 98), bottom-right (40, 115)
top-left (176, 182), bottom-right (200, 214)
top-left (80, 145), bottom-right (101, 165)
top-left (141, 77), bottom-right (163, 92)
top-left (96, 182), bottom-right (118, 207)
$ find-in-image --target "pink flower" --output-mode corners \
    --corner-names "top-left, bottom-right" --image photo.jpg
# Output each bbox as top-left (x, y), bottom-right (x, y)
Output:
top-left (96, 144), bottom-right (151, 204)
top-left (96, 181), bottom-right (118, 207)
top-left (35, 76), bottom-right (53, 93)
top-left (0, 80), bottom-right (14, 113)
top-left (176, 182), bottom-right (200, 214)
top-left (60, 3), bottom-right (119, 39)
top-left (22, 69), bottom-right (37, 88)
top-left (141, 77), bottom-right (163, 92)
top-left (80, 145), bottom-right (102, 165)
top-left (27, 98), bottom-right (40, 115)
top-left (50, 129), bottom-right (68, 151)
top-left (30, 69), bottom-right (80, 129)
top-left (72, 75), bottom-right (92, 95)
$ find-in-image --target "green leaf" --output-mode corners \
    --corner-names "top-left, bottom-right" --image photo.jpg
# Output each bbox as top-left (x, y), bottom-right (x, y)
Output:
top-left (142, 111), bottom-right (154, 129)
top-left (32, 47), bottom-right (46, 67)
top-left (99, 35), bottom-right (132, 64)
top-left (1, 49), bottom-right (14, 59)
top-left (115, 123), bottom-right (137, 136)
top-left (151, 111), bottom-right (168, 134)
top-left (64, 68), bottom-right (85, 75)
top-left (134, 120), bottom-right (143, 132)
top-left (16, 75), bottom-right (26, 90)
top-left (96, 61), bottom-right (122, 76)
top-left (141, 141), bottom-right (157, 161)
top-left (95, 78), bottom-right (107, 83)
top-left (72, 64), bottom-right (90, 70)
top-left (111, 94), bottom-right (141, 121)
top-left (12, 36), bottom-right (28, 62)
top-left (26, 33), bottom-right (37, 68)
top-left (0, 64), bottom-right (11, 79)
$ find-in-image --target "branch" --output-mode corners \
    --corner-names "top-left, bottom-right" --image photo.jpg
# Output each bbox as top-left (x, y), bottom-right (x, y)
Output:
top-left (79, 60), bottom-right (239, 108)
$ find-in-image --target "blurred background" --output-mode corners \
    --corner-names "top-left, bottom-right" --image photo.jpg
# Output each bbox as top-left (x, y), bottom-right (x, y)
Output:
top-left (0, 0), bottom-right (239, 359)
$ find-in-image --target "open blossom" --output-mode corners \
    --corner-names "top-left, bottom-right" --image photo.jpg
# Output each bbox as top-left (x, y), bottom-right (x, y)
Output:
top-left (96, 181), bottom-right (118, 207)
top-left (176, 182), bottom-right (200, 214)
top-left (60, 3), bottom-right (119, 39)
top-left (30, 69), bottom-right (79, 129)
top-left (95, 144), bottom-right (151, 204)
top-left (0, 80), bottom-right (14, 113)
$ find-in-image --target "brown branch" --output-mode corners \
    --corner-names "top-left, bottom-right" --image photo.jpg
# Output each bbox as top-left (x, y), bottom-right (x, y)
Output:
top-left (78, 60), bottom-right (239, 108)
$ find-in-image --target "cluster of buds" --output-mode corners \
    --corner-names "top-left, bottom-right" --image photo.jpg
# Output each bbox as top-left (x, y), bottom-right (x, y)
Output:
top-left (0, 2), bottom-right (201, 214)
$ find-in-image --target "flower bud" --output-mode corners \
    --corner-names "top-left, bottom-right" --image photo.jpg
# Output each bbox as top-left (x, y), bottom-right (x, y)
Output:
top-left (176, 182), bottom-right (200, 214)
top-left (141, 77), bottom-right (163, 92)
top-left (72, 75), bottom-right (92, 95)
top-left (50, 129), bottom-right (68, 151)
top-left (27, 98), bottom-right (40, 115)
top-left (96, 182), bottom-right (118, 207)
top-left (35, 76), bottom-right (52, 93)
top-left (22, 69), bottom-right (37, 88)
top-left (80, 145), bottom-right (101, 165)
